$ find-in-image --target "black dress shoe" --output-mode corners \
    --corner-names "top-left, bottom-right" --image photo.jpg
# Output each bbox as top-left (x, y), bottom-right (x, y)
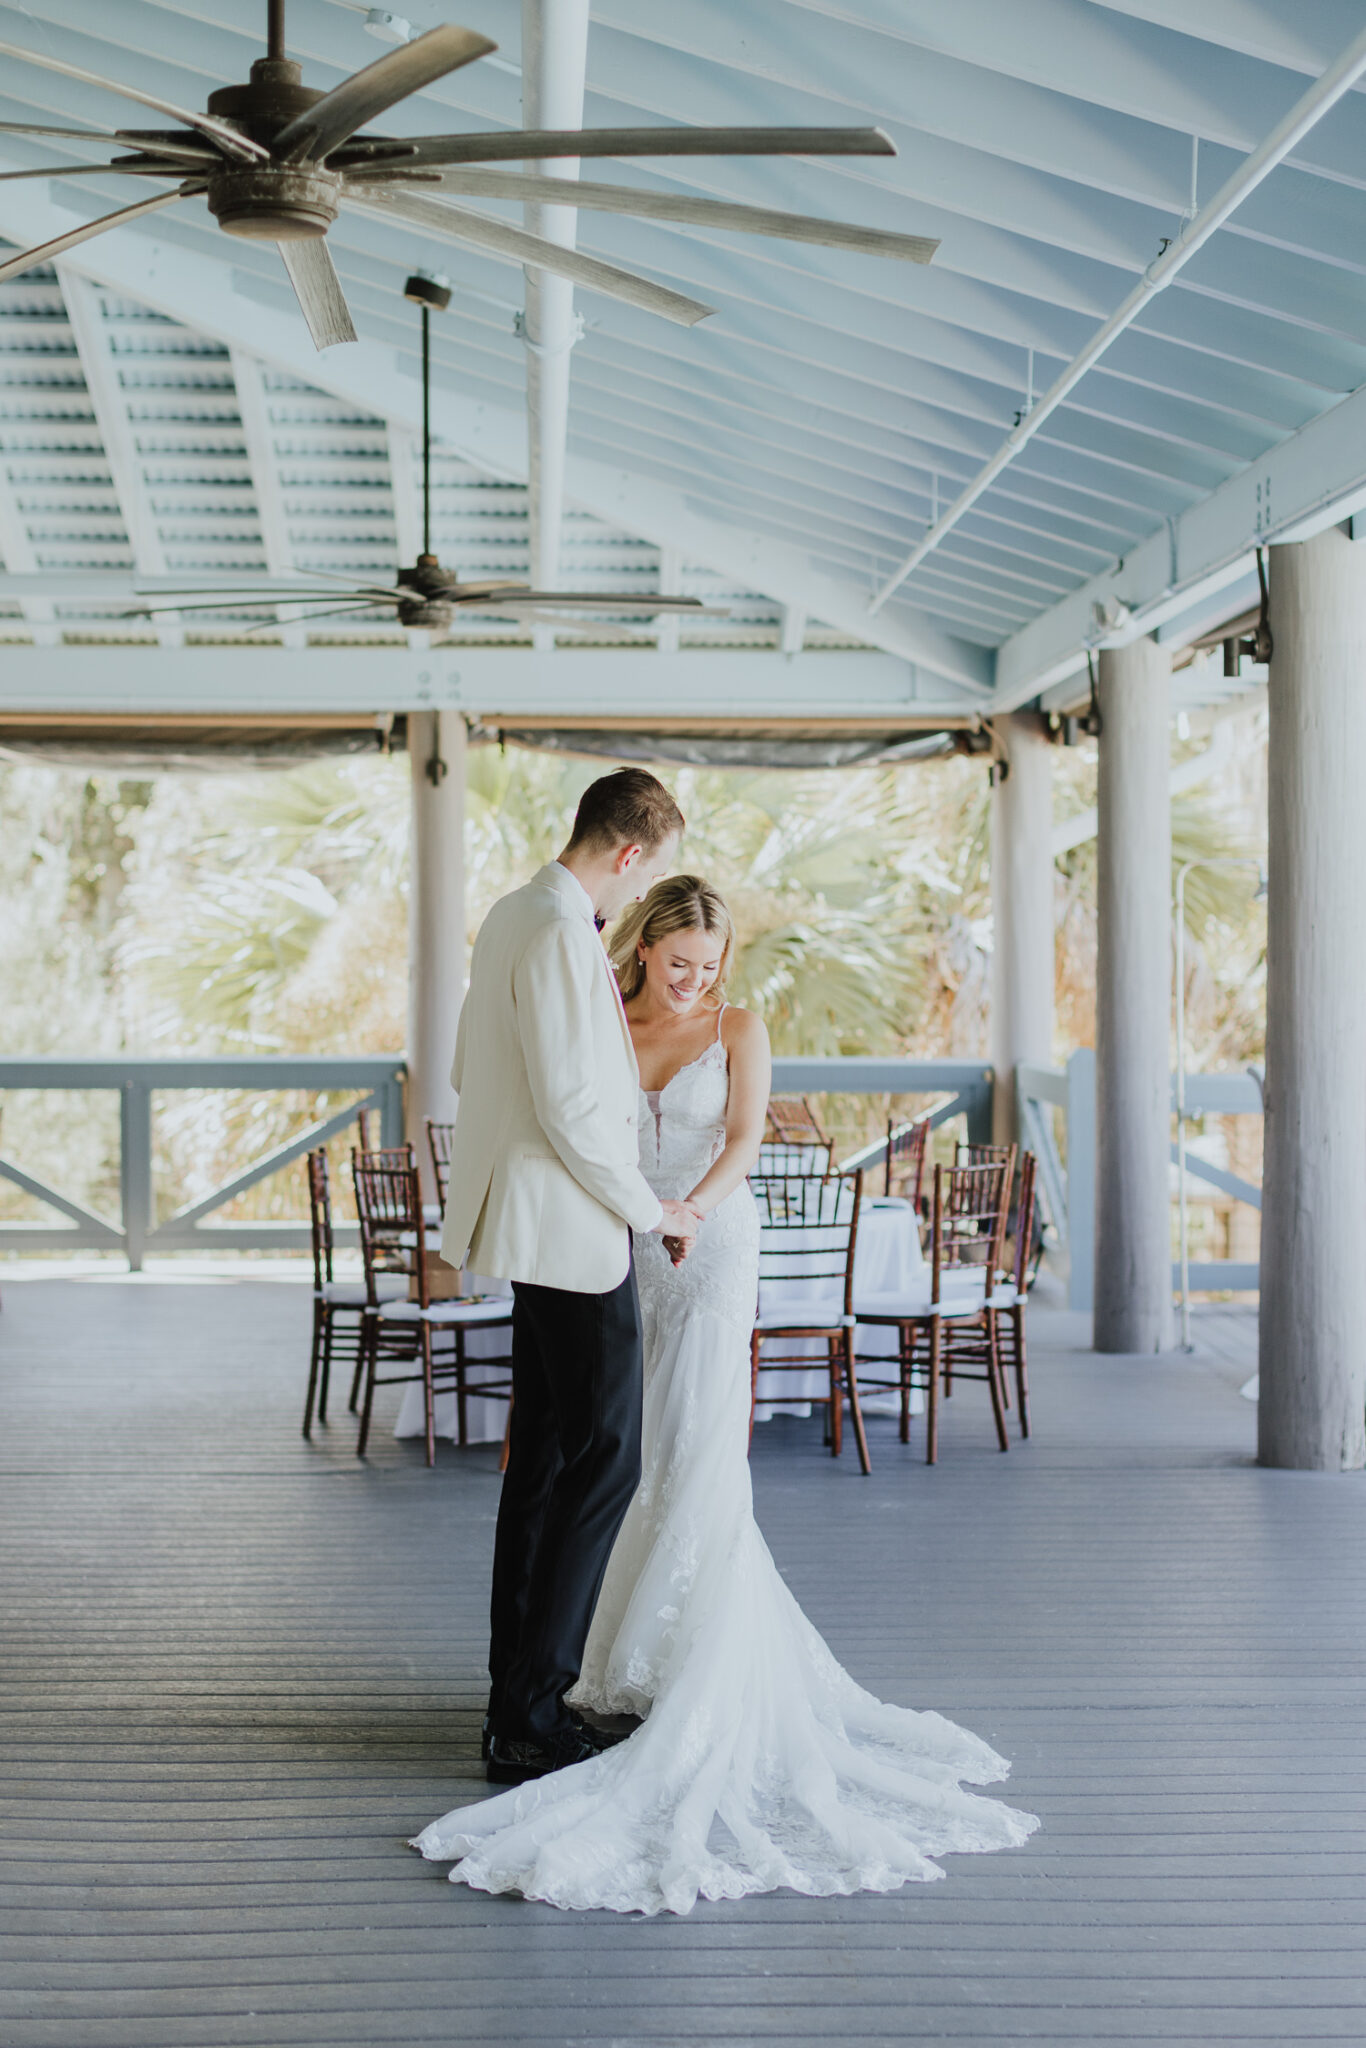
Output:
top-left (486, 1726), bottom-right (603, 1785)
top-left (569, 1709), bottom-right (630, 1750)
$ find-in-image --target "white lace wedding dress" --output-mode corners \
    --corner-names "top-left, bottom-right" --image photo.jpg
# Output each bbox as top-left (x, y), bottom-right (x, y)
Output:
top-left (412, 1018), bottom-right (1039, 1914)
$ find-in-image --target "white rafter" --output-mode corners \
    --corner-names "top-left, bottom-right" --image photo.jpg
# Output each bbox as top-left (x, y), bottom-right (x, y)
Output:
top-left (230, 349), bottom-right (305, 648)
top-left (56, 265), bottom-right (180, 646)
top-left (0, 461), bottom-right (57, 646)
top-left (519, 0), bottom-right (590, 595)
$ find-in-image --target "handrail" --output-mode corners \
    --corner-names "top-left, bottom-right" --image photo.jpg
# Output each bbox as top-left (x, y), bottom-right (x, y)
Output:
top-left (0, 1056), bottom-right (406, 1268)
top-left (1019, 1054), bottom-right (1263, 1312)
top-left (769, 1057), bottom-right (994, 1176)
top-left (0, 1053), bottom-right (993, 1271)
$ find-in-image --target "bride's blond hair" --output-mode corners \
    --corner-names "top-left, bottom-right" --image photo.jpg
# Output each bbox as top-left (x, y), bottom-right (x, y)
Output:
top-left (609, 874), bottom-right (735, 1008)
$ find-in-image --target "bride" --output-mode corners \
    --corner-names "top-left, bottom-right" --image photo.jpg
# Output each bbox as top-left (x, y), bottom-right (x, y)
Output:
top-left (413, 875), bottom-right (1038, 1914)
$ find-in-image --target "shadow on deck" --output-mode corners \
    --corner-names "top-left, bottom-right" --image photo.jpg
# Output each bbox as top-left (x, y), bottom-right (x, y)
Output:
top-left (2, 1278), bottom-right (1362, 2046)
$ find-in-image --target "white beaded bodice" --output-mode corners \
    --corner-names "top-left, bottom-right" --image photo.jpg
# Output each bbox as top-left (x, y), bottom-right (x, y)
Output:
top-left (634, 1015), bottom-right (760, 1340)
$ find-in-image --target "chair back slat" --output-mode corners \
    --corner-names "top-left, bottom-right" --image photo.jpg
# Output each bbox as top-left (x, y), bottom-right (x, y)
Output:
top-left (1010, 1150), bottom-right (1038, 1293)
top-left (956, 1141), bottom-right (1014, 1170)
top-left (764, 1094), bottom-right (830, 1147)
top-left (425, 1118), bottom-right (455, 1212)
top-left (306, 1147), bottom-right (333, 1289)
top-left (752, 1169), bottom-right (863, 1315)
top-left (885, 1113), bottom-right (932, 1203)
top-left (755, 1139), bottom-right (833, 1177)
top-left (930, 1154), bottom-right (1014, 1299)
top-left (352, 1152), bottom-right (427, 1306)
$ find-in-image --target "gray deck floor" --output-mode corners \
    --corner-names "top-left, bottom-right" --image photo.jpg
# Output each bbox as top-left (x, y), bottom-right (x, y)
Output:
top-left (2, 1278), bottom-right (1363, 2047)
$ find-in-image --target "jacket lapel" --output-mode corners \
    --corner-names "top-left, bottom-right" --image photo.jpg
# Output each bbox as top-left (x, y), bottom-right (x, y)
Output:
top-left (532, 864), bottom-right (639, 1077)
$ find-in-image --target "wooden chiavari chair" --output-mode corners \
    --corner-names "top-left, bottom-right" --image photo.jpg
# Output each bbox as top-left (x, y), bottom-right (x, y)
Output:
top-left (302, 1148), bottom-right (412, 1434)
top-left (750, 1169), bottom-right (870, 1475)
top-left (425, 1118), bottom-right (456, 1215)
top-left (854, 1153), bottom-right (1015, 1463)
top-left (351, 1152), bottom-right (513, 1467)
top-left (764, 1094), bottom-right (830, 1147)
top-left (303, 1148), bottom-right (357, 1436)
top-left (944, 1144), bottom-right (1037, 1407)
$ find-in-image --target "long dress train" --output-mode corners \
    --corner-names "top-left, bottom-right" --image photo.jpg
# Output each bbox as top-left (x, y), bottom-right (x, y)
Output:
top-left (412, 1021), bottom-right (1039, 1914)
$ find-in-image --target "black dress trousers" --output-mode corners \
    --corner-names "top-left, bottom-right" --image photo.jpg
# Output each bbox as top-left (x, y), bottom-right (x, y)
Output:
top-left (488, 1253), bottom-right (644, 1744)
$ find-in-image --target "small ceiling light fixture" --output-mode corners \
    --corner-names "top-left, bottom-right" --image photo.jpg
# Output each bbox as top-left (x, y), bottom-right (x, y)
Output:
top-left (404, 270), bottom-right (452, 311)
top-left (363, 8), bottom-right (412, 45)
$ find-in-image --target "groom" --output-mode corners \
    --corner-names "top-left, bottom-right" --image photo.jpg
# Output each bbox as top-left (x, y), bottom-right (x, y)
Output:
top-left (442, 766), bottom-right (701, 1784)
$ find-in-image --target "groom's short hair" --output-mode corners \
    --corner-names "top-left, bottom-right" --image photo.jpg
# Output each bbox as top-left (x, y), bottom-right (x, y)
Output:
top-left (567, 767), bottom-right (685, 856)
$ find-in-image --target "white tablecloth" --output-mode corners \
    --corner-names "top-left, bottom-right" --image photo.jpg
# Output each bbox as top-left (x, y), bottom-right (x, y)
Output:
top-left (755, 1196), bottom-right (925, 1419)
top-left (393, 1198), bottom-right (931, 1445)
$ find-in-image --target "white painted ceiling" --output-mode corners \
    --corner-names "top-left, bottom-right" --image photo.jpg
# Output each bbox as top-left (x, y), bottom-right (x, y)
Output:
top-left (0, 0), bottom-right (1363, 717)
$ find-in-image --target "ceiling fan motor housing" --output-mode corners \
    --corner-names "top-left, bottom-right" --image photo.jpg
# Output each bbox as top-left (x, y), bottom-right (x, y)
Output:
top-left (206, 59), bottom-right (341, 240)
top-left (397, 553), bottom-right (462, 629)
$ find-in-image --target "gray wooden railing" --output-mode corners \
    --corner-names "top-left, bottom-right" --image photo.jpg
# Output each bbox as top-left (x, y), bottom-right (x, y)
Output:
top-left (1019, 1054), bottom-right (1263, 1311)
top-left (0, 1057), bottom-right (406, 1268)
top-left (0, 1053), bottom-right (990, 1272)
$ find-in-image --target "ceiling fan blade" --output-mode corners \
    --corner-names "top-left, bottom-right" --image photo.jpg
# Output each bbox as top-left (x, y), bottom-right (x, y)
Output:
top-left (457, 590), bottom-right (727, 612)
top-left (121, 596), bottom-right (367, 617)
top-left (0, 186), bottom-right (193, 287)
top-left (237, 603), bottom-right (395, 633)
top-left (420, 169), bottom-right (939, 265)
top-left (277, 239), bottom-right (358, 350)
top-left (0, 160), bottom-right (194, 182)
top-left (273, 26), bottom-right (497, 164)
top-left (346, 190), bottom-right (712, 327)
top-left (511, 611), bottom-right (654, 642)
top-left (0, 40), bottom-right (268, 163)
top-left (0, 120), bottom-right (211, 163)
top-left (393, 126), bottom-right (897, 168)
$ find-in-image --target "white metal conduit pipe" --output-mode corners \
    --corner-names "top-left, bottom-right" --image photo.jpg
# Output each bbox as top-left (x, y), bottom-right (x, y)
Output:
top-left (868, 19), bottom-right (1366, 618)
top-left (520, 0), bottom-right (590, 594)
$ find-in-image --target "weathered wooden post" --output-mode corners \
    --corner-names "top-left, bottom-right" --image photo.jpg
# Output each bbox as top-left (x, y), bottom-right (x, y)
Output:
top-left (407, 709), bottom-right (466, 1202)
top-left (990, 711), bottom-right (1055, 1143)
top-left (1259, 526), bottom-right (1366, 1469)
top-left (1094, 638), bottom-right (1172, 1353)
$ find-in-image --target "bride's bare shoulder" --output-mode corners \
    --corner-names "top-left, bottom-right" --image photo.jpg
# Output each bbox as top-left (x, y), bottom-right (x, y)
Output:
top-left (720, 1003), bottom-right (768, 1052)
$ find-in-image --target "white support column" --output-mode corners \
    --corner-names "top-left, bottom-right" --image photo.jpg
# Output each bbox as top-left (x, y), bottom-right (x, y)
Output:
top-left (1259, 526), bottom-right (1366, 1469)
top-left (1094, 639), bottom-right (1172, 1354)
top-left (989, 712), bottom-right (1055, 1143)
top-left (407, 710), bottom-right (467, 1202)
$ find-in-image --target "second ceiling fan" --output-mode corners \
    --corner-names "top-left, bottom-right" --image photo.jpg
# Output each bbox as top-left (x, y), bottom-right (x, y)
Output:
top-left (127, 269), bottom-right (729, 643)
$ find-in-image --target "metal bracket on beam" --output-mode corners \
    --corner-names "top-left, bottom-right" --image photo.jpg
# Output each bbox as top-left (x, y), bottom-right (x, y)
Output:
top-left (513, 308), bottom-right (585, 359)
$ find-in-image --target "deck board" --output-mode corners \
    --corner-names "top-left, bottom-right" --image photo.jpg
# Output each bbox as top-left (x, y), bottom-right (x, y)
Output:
top-left (1, 1279), bottom-right (1362, 2045)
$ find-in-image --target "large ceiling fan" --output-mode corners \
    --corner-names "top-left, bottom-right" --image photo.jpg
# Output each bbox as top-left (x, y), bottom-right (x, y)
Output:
top-left (0, 1), bottom-right (938, 351)
top-left (123, 270), bottom-right (729, 644)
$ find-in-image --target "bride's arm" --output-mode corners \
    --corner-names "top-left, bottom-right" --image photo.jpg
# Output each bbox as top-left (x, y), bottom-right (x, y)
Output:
top-left (685, 1008), bottom-right (772, 1216)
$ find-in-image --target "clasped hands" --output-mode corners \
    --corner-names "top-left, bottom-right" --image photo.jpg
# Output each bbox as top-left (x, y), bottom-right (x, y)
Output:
top-left (656, 1197), bottom-right (705, 1266)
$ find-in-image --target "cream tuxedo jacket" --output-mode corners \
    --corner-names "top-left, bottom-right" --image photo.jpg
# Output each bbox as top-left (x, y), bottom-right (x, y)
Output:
top-left (440, 862), bottom-right (664, 1294)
